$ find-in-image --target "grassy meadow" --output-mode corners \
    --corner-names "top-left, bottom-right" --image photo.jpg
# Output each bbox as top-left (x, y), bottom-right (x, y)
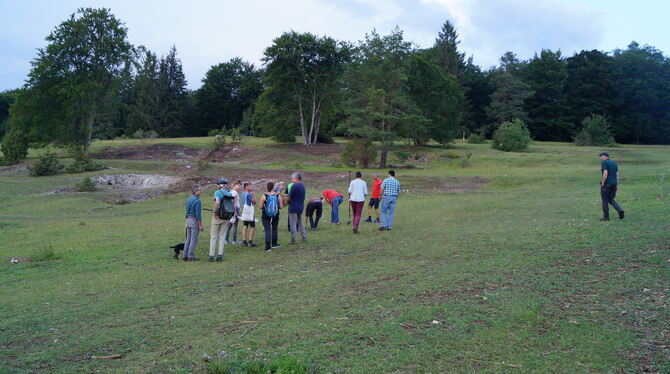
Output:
top-left (0, 137), bottom-right (668, 373)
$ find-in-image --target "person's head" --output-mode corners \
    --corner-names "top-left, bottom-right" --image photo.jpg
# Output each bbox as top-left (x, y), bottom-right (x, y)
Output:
top-left (243, 182), bottom-right (251, 191)
top-left (355, 171), bottom-right (362, 179)
top-left (599, 152), bottom-right (610, 160)
top-left (277, 181), bottom-right (286, 189)
top-left (267, 181), bottom-right (275, 192)
top-left (191, 184), bottom-right (202, 196)
top-left (234, 180), bottom-right (242, 191)
top-left (372, 173), bottom-right (379, 180)
top-left (291, 172), bottom-right (302, 183)
top-left (388, 169), bottom-right (395, 177)
top-left (216, 178), bottom-right (228, 190)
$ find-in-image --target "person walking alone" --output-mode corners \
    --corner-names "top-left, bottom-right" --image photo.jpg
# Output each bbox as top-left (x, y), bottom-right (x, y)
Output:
top-left (286, 172), bottom-right (308, 244)
top-left (322, 189), bottom-right (344, 224)
top-left (209, 178), bottom-right (232, 262)
top-left (379, 170), bottom-right (400, 231)
top-left (259, 181), bottom-right (283, 252)
top-left (348, 171), bottom-right (368, 234)
top-left (599, 152), bottom-right (625, 221)
top-left (183, 184), bottom-right (203, 261)
top-left (364, 173), bottom-right (382, 223)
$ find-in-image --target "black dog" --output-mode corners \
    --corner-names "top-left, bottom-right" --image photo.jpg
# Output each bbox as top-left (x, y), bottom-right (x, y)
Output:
top-left (171, 243), bottom-right (185, 259)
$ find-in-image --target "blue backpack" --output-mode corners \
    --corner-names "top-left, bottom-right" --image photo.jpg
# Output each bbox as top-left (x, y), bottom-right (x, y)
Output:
top-left (265, 193), bottom-right (279, 217)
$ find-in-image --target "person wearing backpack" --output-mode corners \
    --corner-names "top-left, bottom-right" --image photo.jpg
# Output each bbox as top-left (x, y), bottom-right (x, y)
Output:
top-left (209, 178), bottom-right (233, 262)
top-left (259, 181), bottom-right (284, 252)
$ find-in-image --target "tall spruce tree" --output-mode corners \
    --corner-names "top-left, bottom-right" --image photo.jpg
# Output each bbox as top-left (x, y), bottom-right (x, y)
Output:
top-left (127, 49), bottom-right (160, 135)
top-left (486, 53), bottom-right (533, 129)
top-left (157, 46), bottom-right (190, 137)
top-left (522, 50), bottom-right (571, 141)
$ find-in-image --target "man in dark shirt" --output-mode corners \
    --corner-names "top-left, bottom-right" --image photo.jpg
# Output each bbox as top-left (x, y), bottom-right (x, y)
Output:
top-left (599, 152), bottom-right (624, 221)
top-left (287, 172), bottom-right (308, 244)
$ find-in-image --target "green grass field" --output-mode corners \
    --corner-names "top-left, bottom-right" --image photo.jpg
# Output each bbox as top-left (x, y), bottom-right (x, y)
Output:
top-left (0, 138), bottom-right (668, 373)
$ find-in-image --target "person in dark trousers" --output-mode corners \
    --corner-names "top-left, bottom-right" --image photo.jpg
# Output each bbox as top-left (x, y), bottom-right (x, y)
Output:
top-left (599, 152), bottom-right (624, 221)
top-left (286, 172), bottom-right (308, 244)
top-left (259, 181), bottom-right (283, 252)
top-left (364, 173), bottom-right (382, 223)
top-left (183, 184), bottom-right (203, 261)
top-left (224, 180), bottom-right (242, 244)
top-left (305, 197), bottom-right (323, 231)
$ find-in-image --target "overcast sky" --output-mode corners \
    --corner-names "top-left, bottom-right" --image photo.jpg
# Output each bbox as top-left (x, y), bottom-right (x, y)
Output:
top-left (1, 0), bottom-right (668, 90)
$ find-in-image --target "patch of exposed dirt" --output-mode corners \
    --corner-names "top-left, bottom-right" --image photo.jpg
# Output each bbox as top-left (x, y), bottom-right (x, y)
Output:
top-left (0, 164), bottom-right (29, 176)
top-left (95, 173), bottom-right (180, 202)
top-left (91, 144), bottom-right (204, 162)
top-left (204, 143), bottom-right (345, 166)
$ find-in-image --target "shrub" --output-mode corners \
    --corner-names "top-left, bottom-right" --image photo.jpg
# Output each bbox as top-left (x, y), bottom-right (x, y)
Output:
top-left (342, 138), bottom-right (376, 168)
top-left (65, 146), bottom-right (105, 173)
top-left (574, 114), bottom-right (615, 146)
top-left (460, 151), bottom-right (473, 168)
top-left (394, 150), bottom-right (411, 163)
top-left (132, 129), bottom-right (159, 139)
top-left (29, 153), bottom-right (64, 176)
top-left (492, 119), bottom-right (532, 152)
top-left (208, 129), bottom-right (222, 137)
top-left (0, 128), bottom-right (29, 165)
top-left (208, 355), bottom-right (310, 374)
top-left (76, 176), bottom-right (97, 192)
top-left (228, 127), bottom-right (244, 142)
top-left (467, 133), bottom-right (487, 144)
top-left (442, 150), bottom-right (460, 159)
top-left (31, 243), bottom-right (61, 262)
top-left (213, 134), bottom-right (227, 148)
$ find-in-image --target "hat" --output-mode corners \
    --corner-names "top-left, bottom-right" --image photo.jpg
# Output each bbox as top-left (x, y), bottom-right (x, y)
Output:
top-left (599, 152), bottom-right (609, 157)
top-left (217, 178), bottom-right (229, 185)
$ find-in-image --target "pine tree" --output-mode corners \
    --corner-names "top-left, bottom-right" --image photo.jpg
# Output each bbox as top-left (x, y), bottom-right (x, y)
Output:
top-left (157, 46), bottom-right (189, 137)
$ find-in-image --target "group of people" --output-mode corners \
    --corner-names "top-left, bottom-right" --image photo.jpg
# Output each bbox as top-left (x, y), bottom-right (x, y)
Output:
top-left (181, 170), bottom-right (401, 261)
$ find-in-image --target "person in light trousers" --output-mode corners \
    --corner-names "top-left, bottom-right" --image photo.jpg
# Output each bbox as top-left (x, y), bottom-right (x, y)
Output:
top-left (209, 178), bottom-right (232, 262)
top-left (184, 184), bottom-right (203, 261)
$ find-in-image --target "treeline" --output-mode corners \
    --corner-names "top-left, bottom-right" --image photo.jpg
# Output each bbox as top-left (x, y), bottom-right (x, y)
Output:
top-left (2, 8), bottom-right (669, 164)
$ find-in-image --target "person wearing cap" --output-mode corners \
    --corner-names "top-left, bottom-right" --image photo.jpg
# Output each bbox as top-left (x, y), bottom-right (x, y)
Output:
top-left (209, 178), bottom-right (233, 261)
top-left (379, 170), bottom-right (400, 231)
top-left (599, 152), bottom-right (625, 221)
top-left (224, 180), bottom-right (242, 244)
top-left (183, 184), bottom-right (203, 261)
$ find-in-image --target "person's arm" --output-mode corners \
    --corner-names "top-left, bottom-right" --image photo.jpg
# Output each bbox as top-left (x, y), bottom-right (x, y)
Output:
top-left (213, 197), bottom-right (221, 216)
top-left (601, 170), bottom-right (608, 186)
top-left (195, 199), bottom-right (204, 231)
top-left (259, 194), bottom-right (266, 209)
top-left (348, 183), bottom-right (353, 197)
top-left (250, 192), bottom-right (256, 204)
top-left (278, 194), bottom-right (284, 209)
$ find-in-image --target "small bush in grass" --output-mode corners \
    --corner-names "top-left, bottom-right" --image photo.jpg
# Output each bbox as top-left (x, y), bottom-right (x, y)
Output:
top-left (467, 132), bottom-right (487, 144)
top-left (0, 128), bottom-right (29, 165)
top-left (442, 150), bottom-right (460, 159)
top-left (29, 153), bottom-right (64, 176)
top-left (208, 355), bottom-right (310, 374)
top-left (213, 134), bottom-right (227, 148)
top-left (31, 243), bottom-right (61, 262)
top-left (342, 138), bottom-right (376, 168)
top-left (574, 114), bottom-right (615, 146)
top-left (65, 146), bottom-right (105, 173)
top-left (132, 129), bottom-right (158, 139)
top-left (76, 176), bottom-right (97, 192)
top-left (460, 152), bottom-right (473, 168)
top-left (208, 129), bottom-right (222, 137)
top-left (492, 119), bottom-right (532, 152)
top-left (394, 150), bottom-right (411, 163)
top-left (228, 127), bottom-right (244, 142)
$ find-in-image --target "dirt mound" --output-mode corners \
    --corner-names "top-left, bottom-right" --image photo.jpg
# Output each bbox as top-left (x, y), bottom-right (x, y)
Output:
top-left (91, 144), bottom-right (204, 162)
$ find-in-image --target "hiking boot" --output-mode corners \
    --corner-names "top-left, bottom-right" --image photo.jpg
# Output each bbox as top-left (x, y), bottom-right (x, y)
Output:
top-left (216, 256), bottom-right (223, 262)
top-left (183, 256), bottom-right (189, 261)
top-left (378, 227), bottom-right (387, 231)
top-left (311, 227), bottom-right (318, 231)
top-left (242, 241), bottom-right (249, 247)
top-left (248, 242), bottom-right (258, 247)
top-left (234, 240), bottom-right (244, 245)
top-left (353, 228), bottom-right (358, 234)
top-left (289, 240), bottom-right (297, 245)
top-left (208, 256), bottom-right (215, 262)
top-left (302, 238), bottom-right (308, 242)
top-left (272, 243), bottom-right (282, 248)
top-left (599, 217), bottom-right (610, 221)
top-left (374, 218), bottom-right (380, 223)
top-left (619, 210), bottom-right (625, 219)
top-left (265, 248), bottom-right (272, 252)
top-left (364, 217), bottom-right (372, 222)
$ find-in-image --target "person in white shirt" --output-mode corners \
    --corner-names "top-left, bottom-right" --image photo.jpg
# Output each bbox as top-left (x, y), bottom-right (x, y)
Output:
top-left (224, 180), bottom-right (242, 244)
top-left (348, 171), bottom-right (368, 234)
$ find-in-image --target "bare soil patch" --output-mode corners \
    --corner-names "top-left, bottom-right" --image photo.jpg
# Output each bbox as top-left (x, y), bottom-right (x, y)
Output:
top-left (91, 144), bottom-right (204, 162)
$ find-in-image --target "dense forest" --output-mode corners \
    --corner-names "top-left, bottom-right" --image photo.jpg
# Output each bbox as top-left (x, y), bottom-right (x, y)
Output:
top-left (1, 8), bottom-right (669, 165)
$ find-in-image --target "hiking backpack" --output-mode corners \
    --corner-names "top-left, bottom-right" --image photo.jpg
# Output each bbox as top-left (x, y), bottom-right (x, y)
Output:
top-left (217, 195), bottom-right (236, 220)
top-left (265, 193), bottom-right (279, 217)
